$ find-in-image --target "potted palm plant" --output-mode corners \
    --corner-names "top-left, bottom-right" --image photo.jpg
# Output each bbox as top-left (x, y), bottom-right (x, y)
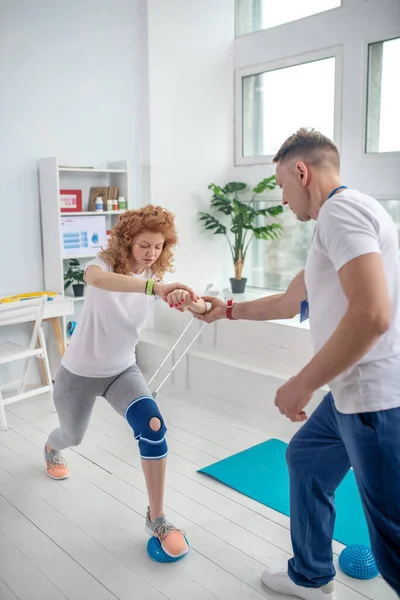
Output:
top-left (64, 259), bottom-right (86, 297)
top-left (200, 176), bottom-right (284, 293)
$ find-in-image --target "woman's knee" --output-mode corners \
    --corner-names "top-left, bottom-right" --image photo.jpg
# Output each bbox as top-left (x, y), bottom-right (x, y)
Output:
top-left (149, 416), bottom-right (162, 432)
top-left (126, 396), bottom-right (168, 460)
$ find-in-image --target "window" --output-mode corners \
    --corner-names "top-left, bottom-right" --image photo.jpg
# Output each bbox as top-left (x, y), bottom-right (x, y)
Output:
top-left (238, 52), bottom-right (338, 163)
top-left (247, 201), bottom-right (313, 290)
top-left (236, 0), bottom-right (341, 37)
top-left (248, 198), bottom-right (400, 292)
top-left (378, 199), bottom-right (400, 246)
top-left (366, 37), bottom-right (400, 153)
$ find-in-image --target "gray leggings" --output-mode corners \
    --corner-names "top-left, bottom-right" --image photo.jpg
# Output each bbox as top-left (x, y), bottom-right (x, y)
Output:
top-left (48, 364), bottom-right (154, 450)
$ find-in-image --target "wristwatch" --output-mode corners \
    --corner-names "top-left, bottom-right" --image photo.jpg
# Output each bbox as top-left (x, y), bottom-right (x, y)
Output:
top-left (226, 298), bottom-right (237, 320)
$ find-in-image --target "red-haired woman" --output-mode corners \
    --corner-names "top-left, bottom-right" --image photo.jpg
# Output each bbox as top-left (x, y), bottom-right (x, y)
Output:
top-left (44, 206), bottom-right (207, 560)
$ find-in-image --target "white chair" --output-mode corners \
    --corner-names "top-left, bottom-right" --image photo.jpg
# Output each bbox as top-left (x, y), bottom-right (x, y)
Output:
top-left (0, 296), bottom-right (54, 430)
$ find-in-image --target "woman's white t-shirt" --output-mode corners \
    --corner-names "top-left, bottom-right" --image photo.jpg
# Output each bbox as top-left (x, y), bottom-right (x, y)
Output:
top-left (62, 258), bottom-right (156, 377)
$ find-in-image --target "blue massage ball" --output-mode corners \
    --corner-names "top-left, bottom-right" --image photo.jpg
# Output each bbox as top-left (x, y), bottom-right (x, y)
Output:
top-left (147, 536), bottom-right (189, 563)
top-left (339, 545), bottom-right (379, 580)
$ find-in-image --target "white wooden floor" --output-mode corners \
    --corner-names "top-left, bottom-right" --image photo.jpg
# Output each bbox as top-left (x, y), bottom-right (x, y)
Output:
top-left (0, 392), bottom-right (396, 600)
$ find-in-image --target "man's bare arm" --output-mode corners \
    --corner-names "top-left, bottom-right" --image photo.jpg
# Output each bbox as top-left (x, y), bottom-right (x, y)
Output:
top-left (231, 270), bottom-right (306, 321)
top-left (192, 271), bottom-right (306, 323)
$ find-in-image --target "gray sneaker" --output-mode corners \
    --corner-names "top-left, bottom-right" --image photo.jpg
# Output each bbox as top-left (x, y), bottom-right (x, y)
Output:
top-left (44, 444), bottom-right (69, 480)
top-left (145, 506), bottom-right (188, 559)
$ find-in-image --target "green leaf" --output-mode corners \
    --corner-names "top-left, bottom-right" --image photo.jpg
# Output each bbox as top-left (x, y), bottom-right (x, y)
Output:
top-left (233, 198), bottom-right (251, 212)
top-left (252, 175), bottom-right (277, 195)
top-left (256, 204), bottom-right (284, 217)
top-left (253, 223), bottom-right (283, 240)
top-left (241, 221), bottom-right (257, 230)
top-left (230, 222), bottom-right (242, 234)
top-left (199, 212), bottom-right (227, 235)
top-left (208, 183), bottom-right (231, 202)
top-left (211, 197), bottom-right (233, 215)
top-left (223, 182), bottom-right (247, 194)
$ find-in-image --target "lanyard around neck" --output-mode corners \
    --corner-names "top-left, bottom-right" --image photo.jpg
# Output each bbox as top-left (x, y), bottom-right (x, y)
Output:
top-left (327, 185), bottom-right (347, 199)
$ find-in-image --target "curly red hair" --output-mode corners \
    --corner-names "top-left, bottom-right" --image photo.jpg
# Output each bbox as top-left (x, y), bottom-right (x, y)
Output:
top-left (99, 205), bottom-right (178, 278)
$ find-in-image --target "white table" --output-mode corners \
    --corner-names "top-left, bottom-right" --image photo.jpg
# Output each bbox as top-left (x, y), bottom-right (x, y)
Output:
top-left (0, 295), bottom-right (74, 382)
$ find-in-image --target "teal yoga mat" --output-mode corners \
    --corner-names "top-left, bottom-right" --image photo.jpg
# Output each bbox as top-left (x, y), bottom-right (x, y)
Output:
top-left (198, 438), bottom-right (370, 547)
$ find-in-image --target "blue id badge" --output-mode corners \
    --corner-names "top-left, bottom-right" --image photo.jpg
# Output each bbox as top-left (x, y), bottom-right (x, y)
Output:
top-left (300, 299), bottom-right (309, 322)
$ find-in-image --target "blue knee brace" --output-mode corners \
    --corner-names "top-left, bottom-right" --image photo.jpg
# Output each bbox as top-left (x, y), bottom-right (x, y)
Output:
top-left (125, 396), bottom-right (168, 460)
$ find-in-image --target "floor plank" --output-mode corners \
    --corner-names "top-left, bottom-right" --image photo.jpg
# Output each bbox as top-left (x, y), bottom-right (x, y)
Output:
top-left (0, 530), bottom-right (68, 600)
top-left (0, 494), bottom-right (118, 600)
top-left (0, 578), bottom-right (21, 600)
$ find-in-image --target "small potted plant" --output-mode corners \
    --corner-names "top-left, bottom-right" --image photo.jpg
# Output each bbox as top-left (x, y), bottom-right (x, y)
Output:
top-left (199, 176), bottom-right (284, 293)
top-left (64, 259), bottom-right (86, 297)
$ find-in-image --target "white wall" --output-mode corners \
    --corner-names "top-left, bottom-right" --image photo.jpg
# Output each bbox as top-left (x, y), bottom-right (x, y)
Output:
top-left (0, 0), bottom-right (149, 385)
top-left (148, 0), bottom-right (400, 297)
top-left (147, 0), bottom-right (235, 292)
top-left (233, 0), bottom-right (400, 196)
top-left (0, 0), bottom-right (150, 297)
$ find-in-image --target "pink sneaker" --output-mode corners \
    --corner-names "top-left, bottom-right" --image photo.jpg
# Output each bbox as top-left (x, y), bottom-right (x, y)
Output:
top-left (44, 445), bottom-right (69, 480)
top-left (145, 507), bottom-right (188, 559)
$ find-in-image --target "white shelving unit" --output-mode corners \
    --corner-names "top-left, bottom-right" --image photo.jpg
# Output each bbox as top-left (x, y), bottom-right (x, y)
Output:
top-left (38, 157), bottom-right (131, 344)
top-left (58, 167), bottom-right (127, 173)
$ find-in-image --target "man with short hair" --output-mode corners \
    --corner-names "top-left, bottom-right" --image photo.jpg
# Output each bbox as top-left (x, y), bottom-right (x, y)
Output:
top-left (193, 129), bottom-right (400, 599)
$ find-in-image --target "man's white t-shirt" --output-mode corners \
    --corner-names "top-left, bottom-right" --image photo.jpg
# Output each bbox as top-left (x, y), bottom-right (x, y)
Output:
top-left (62, 258), bottom-right (156, 377)
top-left (305, 189), bottom-right (400, 414)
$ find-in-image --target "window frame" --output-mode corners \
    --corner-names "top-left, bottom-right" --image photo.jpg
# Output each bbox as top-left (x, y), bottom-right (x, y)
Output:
top-left (234, 0), bottom-right (343, 38)
top-left (363, 31), bottom-right (400, 156)
top-left (234, 45), bottom-right (343, 166)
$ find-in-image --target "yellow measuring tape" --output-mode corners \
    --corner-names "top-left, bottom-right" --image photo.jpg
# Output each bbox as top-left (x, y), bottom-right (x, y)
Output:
top-left (0, 291), bottom-right (57, 303)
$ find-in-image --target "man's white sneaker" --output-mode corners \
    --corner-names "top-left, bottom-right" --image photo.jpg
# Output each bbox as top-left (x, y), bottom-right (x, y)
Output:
top-left (261, 567), bottom-right (336, 600)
